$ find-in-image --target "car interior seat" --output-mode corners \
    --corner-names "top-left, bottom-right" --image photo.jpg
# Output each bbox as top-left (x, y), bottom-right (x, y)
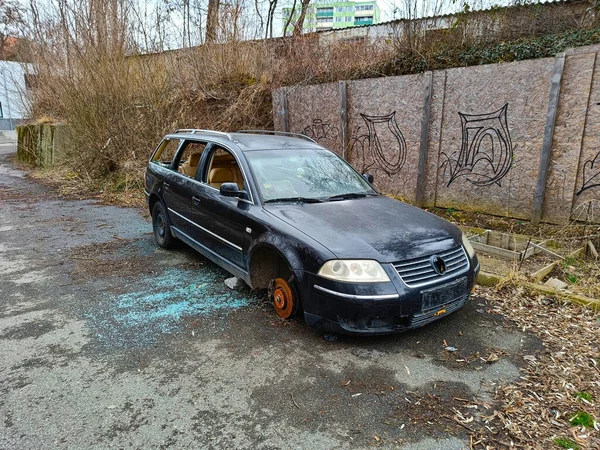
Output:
top-left (179, 152), bottom-right (202, 177)
top-left (209, 167), bottom-right (236, 188)
top-left (208, 153), bottom-right (244, 189)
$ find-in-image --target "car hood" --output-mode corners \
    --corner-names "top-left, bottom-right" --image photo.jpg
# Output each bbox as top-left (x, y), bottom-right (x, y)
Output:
top-left (263, 195), bottom-right (462, 263)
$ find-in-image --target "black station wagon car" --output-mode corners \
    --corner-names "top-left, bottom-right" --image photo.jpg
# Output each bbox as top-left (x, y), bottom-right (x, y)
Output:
top-left (145, 129), bottom-right (480, 335)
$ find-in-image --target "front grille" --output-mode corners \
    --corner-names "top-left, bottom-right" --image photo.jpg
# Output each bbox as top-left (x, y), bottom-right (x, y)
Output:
top-left (392, 246), bottom-right (469, 287)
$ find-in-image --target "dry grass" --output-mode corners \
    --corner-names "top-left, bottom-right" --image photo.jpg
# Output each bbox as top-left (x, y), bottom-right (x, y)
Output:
top-left (480, 286), bottom-right (600, 449)
top-left (550, 257), bottom-right (600, 300)
top-left (25, 37), bottom-right (393, 196)
top-left (27, 166), bottom-right (145, 208)
top-left (421, 286), bottom-right (600, 448)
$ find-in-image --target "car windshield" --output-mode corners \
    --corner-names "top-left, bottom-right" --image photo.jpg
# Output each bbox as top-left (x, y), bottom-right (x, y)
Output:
top-left (245, 149), bottom-right (377, 202)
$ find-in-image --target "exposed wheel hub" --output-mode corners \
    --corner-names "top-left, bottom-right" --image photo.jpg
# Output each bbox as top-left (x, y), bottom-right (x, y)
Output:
top-left (272, 278), bottom-right (295, 319)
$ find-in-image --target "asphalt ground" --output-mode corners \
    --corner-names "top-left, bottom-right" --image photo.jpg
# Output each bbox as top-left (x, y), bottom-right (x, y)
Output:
top-left (0, 145), bottom-right (542, 449)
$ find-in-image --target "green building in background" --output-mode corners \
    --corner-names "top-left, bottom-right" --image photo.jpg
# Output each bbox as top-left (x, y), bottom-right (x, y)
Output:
top-left (282, 1), bottom-right (381, 34)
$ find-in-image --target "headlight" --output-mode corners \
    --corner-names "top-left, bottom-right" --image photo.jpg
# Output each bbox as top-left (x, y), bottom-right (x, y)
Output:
top-left (462, 233), bottom-right (476, 258)
top-left (318, 260), bottom-right (390, 282)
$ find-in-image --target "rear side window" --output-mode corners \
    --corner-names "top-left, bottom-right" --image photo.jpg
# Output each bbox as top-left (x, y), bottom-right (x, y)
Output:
top-left (177, 141), bottom-right (207, 178)
top-left (151, 139), bottom-right (181, 167)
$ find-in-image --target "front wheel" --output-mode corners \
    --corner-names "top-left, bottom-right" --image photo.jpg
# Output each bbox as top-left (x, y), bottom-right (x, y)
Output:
top-left (152, 201), bottom-right (175, 249)
top-left (269, 276), bottom-right (300, 319)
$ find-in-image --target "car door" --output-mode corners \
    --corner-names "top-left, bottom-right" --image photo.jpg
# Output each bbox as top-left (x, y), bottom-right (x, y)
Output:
top-left (190, 145), bottom-right (252, 269)
top-left (164, 139), bottom-right (208, 237)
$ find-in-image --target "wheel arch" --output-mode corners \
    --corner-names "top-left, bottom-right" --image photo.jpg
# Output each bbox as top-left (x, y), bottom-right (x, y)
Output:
top-left (248, 241), bottom-right (302, 290)
top-left (148, 193), bottom-right (161, 215)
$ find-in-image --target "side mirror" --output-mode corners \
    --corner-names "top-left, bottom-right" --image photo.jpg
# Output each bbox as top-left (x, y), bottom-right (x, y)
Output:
top-left (219, 182), bottom-right (245, 198)
top-left (362, 173), bottom-right (374, 183)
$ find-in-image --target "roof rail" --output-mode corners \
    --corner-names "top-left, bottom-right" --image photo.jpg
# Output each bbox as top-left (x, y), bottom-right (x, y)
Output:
top-left (174, 129), bottom-right (235, 141)
top-left (235, 130), bottom-right (317, 144)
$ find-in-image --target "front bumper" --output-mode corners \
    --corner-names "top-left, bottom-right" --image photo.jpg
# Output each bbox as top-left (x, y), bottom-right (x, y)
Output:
top-left (300, 257), bottom-right (480, 335)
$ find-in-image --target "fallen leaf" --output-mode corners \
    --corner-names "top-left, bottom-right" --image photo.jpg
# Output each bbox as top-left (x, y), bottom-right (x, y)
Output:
top-left (486, 353), bottom-right (499, 363)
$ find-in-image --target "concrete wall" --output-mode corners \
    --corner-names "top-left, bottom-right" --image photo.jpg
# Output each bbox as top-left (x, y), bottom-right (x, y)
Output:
top-left (273, 44), bottom-right (600, 224)
top-left (16, 124), bottom-right (68, 168)
top-left (317, 0), bottom-right (590, 47)
top-left (0, 61), bottom-right (34, 128)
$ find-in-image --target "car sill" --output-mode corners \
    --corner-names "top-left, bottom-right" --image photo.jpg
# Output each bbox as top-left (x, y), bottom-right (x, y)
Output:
top-left (171, 226), bottom-right (248, 277)
top-left (314, 284), bottom-right (399, 300)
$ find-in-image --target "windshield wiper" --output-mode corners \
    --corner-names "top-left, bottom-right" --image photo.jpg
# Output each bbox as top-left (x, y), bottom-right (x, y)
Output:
top-left (327, 192), bottom-right (374, 201)
top-left (264, 197), bottom-right (323, 204)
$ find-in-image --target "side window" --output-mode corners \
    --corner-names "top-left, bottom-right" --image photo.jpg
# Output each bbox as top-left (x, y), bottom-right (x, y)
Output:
top-left (151, 139), bottom-right (181, 167)
top-left (176, 141), bottom-right (207, 178)
top-left (205, 147), bottom-right (245, 190)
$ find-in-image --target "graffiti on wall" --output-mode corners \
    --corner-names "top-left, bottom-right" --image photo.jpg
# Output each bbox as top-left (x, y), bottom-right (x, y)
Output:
top-left (576, 150), bottom-right (600, 195)
top-left (302, 119), bottom-right (339, 142)
top-left (440, 103), bottom-right (514, 187)
top-left (349, 112), bottom-right (407, 176)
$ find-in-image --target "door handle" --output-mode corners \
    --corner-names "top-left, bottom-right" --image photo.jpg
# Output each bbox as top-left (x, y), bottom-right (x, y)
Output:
top-left (164, 182), bottom-right (170, 189)
top-left (192, 195), bottom-right (201, 205)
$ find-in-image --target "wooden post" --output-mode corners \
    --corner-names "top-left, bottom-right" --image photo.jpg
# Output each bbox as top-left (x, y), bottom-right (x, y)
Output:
top-left (532, 53), bottom-right (565, 225)
top-left (415, 71), bottom-right (433, 208)
top-left (339, 81), bottom-right (348, 159)
top-left (281, 87), bottom-right (289, 132)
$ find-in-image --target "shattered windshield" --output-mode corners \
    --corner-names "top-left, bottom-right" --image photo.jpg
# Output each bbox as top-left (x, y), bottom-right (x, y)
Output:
top-left (245, 149), bottom-right (377, 202)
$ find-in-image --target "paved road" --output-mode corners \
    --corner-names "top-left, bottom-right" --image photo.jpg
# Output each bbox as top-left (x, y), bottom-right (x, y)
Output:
top-left (0, 146), bottom-right (541, 449)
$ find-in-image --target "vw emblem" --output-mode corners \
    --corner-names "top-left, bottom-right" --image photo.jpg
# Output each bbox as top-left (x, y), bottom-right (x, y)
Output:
top-left (430, 255), bottom-right (446, 275)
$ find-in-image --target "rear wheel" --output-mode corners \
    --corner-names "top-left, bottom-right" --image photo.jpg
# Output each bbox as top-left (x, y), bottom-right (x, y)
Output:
top-left (152, 201), bottom-right (175, 249)
top-left (270, 276), bottom-right (299, 319)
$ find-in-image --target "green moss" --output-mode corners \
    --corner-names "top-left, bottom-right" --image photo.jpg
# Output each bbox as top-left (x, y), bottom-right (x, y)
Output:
top-left (553, 437), bottom-right (580, 450)
top-left (569, 411), bottom-right (595, 428)
top-left (380, 29), bottom-right (600, 78)
top-left (545, 239), bottom-right (561, 250)
top-left (459, 226), bottom-right (486, 235)
top-left (576, 392), bottom-right (593, 402)
top-left (566, 274), bottom-right (579, 284)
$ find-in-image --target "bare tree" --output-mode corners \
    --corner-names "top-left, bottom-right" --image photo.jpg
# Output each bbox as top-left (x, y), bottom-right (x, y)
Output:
top-left (206, 0), bottom-right (220, 43)
top-left (264, 0), bottom-right (277, 38)
top-left (282, 0), bottom-right (296, 36)
top-left (0, 0), bottom-right (25, 59)
top-left (254, 0), bottom-right (264, 36)
top-left (293, 0), bottom-right (311, 36)
top-left (220, 0), bottom-right (244, 41)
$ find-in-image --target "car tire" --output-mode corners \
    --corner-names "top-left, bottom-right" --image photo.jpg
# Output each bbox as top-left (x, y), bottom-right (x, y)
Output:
top-left (152, 201), bottom-right (175, 249)
top-left (269, 275), bottom-right (300, 319)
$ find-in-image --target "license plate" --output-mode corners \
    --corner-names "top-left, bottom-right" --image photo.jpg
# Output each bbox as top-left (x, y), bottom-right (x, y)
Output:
top-left (421, 277), bottom-right (468, 312)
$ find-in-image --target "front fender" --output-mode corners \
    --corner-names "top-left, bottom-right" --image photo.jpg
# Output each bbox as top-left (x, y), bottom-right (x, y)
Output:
top-left (248, 231), bottom-right (334, 272)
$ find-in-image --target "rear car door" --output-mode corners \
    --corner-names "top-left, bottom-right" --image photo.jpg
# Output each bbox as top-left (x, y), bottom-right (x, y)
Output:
top-left (147, 137), bottom-right (190, 234)
top-left (190, 145), bottom-right (252, 269)
top-left (163, 139), bottom-right (208, 236)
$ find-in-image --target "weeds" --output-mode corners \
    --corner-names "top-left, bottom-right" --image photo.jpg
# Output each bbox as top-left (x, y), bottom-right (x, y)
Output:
top-left (576, 392), bottom-right (593, 402)
top-left (569, 411), bottom-right (596, 428)
top-left (553, 437), bottom-right (580, 450)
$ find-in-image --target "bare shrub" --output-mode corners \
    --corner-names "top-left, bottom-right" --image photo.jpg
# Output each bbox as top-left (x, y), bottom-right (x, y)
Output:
top-left (20, 0), bottom-right (598, 199)
top-left (25, 9), bottom-right (393, 183)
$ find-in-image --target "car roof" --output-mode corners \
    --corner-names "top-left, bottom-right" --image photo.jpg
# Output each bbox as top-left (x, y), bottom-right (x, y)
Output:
top-left (164, 130), bottom-right (327, 152)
